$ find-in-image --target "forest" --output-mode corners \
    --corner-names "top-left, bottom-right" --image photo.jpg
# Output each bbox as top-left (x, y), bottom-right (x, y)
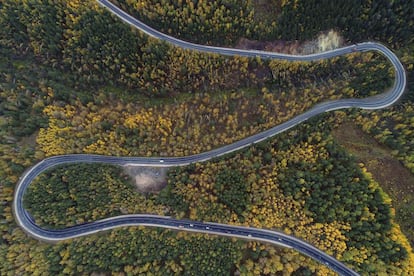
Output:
top-left (1, 0), bottom-right (414, 275)
top-left (22, 118), bottom-right (414, 274)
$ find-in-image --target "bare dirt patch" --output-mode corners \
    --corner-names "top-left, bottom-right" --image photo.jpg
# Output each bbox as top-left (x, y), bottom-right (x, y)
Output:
top-left (236, 37), bottom-right (303, 55)
top-left (236, 30), bottom-right (343, 55)
top-left (123, 165), bottom-right (168, 193)
top-left (332, 121), bottom-right (414, 246)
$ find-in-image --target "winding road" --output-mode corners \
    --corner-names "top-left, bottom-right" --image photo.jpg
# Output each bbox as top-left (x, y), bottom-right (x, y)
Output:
top-left (13, 1), bottom-right (407, 275)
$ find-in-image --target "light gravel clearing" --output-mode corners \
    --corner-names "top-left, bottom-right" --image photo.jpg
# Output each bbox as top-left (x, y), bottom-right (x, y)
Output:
top-left (123, 165), bottom-right (168, 193)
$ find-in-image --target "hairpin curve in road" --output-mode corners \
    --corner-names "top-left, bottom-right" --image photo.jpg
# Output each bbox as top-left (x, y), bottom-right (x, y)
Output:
top-left (13, 1), bottom-right (407, 275)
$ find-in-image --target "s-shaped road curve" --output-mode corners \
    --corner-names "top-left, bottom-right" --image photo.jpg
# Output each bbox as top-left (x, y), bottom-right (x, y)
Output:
top-left (13, 1), bottom-right (407, 275)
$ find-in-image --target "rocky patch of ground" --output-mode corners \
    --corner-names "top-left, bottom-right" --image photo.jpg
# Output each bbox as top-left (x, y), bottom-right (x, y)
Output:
top-left (123, 165), bottom-right (168, 193)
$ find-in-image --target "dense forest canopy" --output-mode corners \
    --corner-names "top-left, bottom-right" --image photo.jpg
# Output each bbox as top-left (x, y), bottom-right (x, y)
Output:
top-left (1, 0), bottom-right (414, 275)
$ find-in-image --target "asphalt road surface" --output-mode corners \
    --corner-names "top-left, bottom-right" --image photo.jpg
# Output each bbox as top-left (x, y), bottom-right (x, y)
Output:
top-left (13, 1), bottom-right (407, 275)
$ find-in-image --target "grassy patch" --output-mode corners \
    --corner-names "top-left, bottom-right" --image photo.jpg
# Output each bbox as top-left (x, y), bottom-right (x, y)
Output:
top-left (332, 121), bottom-right (414, 247)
